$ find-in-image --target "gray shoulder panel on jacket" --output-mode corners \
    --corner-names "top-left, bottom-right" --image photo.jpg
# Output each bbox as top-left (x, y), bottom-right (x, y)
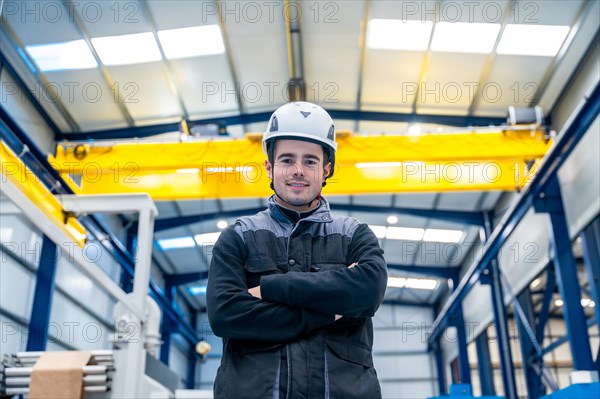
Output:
top-left (321, 215), bottom-right (361, 239)
top-left (234, 210), bottom-right (291, 239)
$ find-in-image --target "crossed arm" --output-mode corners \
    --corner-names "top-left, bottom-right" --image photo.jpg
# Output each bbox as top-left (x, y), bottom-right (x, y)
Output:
top-left (206, 224), bottom-right (387, 341)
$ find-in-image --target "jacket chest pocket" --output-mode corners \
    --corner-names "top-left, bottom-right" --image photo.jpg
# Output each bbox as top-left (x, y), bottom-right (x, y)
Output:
top-left (244, 256), bottom-right (284, 287)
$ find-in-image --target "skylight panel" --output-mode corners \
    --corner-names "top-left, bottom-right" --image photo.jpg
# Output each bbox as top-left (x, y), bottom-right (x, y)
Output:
top-left (431, 22), bottom-right (501, 54)
top-left (367, 19), bottom-right (433, 51)
top-left (26, 40), bottom-right (97, 71)
top-left (157, 25), bottom-right (225, 59)
top-left (92, 32), bottom-right (162, 65)
top-left (158, 236), bottom-right (196, 250)
top-left (386, 226), bottom-right (425, 241)
top-left (497, 24), bottom-right (570, 56)
top-left (422, 228), bottom-right (463, 243)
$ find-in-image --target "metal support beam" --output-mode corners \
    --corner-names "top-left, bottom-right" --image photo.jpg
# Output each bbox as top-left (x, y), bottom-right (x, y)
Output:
top-left (433, 340), bottom-right (448, 395)
top-left (57, 110), bottom-right (508, 141)
top-left (536, 265), bottom-right (556, 344)
top-left (481, 212), bottom-right (518, 399)
top-left (153, 205), bottom-right (484, 232)
top-left (165, 272), bottom-right (209, 286)
top-left (482, 262), bottom-right (518, 399)
top-left (516, 288), bottom-right (546, 398)
top-left (534, 176), bottom-right (595, 370)
top-left (580, 217), bottom-right (600, 332)
top-left (451, 307), bottom-right (471, 385)
top-left (52, 128), bottom-right (550, 198)
top-left (475, 329), bottom-right (496, 396)
top-left (428, 80), bottom-right (600, 347)
top-left (26, 235), bottom-right (58, 351)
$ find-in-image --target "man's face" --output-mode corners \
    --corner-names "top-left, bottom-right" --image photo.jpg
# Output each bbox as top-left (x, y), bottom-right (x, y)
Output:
top-left (265, 139), bottom-right (331, 211)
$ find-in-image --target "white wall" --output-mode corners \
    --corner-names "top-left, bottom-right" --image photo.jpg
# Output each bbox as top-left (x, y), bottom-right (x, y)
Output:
top-left (373, 304), bottom-right (437, 398)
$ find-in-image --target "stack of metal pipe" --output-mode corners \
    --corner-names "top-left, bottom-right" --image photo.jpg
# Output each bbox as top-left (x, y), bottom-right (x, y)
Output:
top-left (1, 350), bottom-right (114, 396)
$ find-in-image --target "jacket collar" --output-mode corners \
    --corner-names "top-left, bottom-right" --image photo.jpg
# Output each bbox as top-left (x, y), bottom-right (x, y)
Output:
top-left (267, 195), bottom-right (333, 224)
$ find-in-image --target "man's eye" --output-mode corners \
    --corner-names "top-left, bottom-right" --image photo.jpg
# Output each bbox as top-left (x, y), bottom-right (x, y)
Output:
top-left (305, 160), bottom-right (318, 166)
top-left (280, 159), bottom-right (293, 164)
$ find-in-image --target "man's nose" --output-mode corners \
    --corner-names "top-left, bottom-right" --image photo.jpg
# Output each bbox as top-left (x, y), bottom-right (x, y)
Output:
top-left (292, 162), bottom-right (304, 176)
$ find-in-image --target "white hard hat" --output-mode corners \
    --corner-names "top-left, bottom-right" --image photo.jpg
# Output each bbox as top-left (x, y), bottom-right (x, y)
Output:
top-left (262, 101), bottom-right (337, 156)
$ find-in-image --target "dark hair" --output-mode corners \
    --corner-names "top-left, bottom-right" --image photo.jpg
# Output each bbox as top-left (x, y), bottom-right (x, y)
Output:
top-left (266, 139), bottom-right (332, 167)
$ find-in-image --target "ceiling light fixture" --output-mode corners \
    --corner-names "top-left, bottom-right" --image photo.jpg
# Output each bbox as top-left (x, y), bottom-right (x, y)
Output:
top-left (497, 24), bottom-right (570, 56)
top-left (367, 19), bottom-right (433, 51)
top-left (431, 22), bottom-right (501, 53)
top-left (26, 40), bottom-right (97, 71)
top-left (92, 32), bottom-right (162, 65)
top-left (158, 25), bottom-right (225, 59)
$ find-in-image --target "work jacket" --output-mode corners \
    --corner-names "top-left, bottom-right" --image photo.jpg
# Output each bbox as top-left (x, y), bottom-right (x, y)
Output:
top-left (207, 196), bottom-right (387, 398)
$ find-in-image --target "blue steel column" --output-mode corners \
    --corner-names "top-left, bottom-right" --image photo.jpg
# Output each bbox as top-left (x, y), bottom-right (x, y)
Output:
top-left (119, 226), bottom-right (136, 293)
top-left (27, 235), bottom-right (58, 351)
top-left (433, 339), bottom-right (448, 395)
top-left (535, 176), bottom-right (594, 370)
top-left (159, 280), bottom-right (177, 364)
top-left (580, 217), bottom-right (600, 333)
top-left (448, 275), bottom-right (472, 386)
top-left (482, 212), bottom-right (518, 399)
top-left (516, 288), bottom-right (545, 398)
top-left (475, 329), bottom-right (496, 396)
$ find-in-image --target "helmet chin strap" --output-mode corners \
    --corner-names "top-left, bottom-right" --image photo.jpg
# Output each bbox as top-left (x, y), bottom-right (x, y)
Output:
top-left (270, 180), bottom-right (323, 210)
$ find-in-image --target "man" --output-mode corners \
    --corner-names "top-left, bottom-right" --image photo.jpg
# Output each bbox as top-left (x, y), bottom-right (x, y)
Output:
top-left (207, 101), bottom-right (388, 398)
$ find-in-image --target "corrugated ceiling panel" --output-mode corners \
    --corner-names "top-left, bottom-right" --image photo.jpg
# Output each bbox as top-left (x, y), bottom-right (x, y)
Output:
top-left (106, 63), bottom-right (181, 122)
top-left (417, 53), bottom-right (488, 114)
top-left (41, 69), bottom-right (126, 131)
top-left (302, 0), bottom-right (364, 108)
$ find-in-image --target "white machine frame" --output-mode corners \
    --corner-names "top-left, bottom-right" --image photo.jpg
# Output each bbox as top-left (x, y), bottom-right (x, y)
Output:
top-left (2, 174), bottom-right (160, 397)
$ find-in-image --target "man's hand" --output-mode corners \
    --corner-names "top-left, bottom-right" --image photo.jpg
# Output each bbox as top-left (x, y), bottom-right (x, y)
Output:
top-left (335, 314), bottom-right (342, 321)
top-left (348, 262), bottom-right (357, 268)
top-left (248, 286), bottom-right (262, 299)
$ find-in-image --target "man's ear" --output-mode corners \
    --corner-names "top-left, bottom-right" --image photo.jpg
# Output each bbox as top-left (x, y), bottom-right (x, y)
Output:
top-left (323, 162), bottom-right (332, 179)
top-left (265, 159), bottom-right (273, 180)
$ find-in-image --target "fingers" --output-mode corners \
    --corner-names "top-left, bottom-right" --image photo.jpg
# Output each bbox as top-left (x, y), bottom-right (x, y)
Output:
top-left (347, 262), bottom-right (358, 269)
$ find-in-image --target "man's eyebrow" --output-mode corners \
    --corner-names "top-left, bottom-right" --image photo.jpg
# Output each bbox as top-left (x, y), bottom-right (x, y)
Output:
top-left (276, 152), bottom-right (296, 160)
top-left (276, 153), bottom-right (321, 161)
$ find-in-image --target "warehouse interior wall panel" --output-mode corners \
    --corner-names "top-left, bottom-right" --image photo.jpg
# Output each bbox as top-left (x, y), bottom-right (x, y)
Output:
top-left (168, 335), bottom-right (190, 388)
top-left (54, 256), bottom-right (116, 323)
top-left (551, 34), bottom-right (600, 132)
top-left (460, 208), bottom-right (551, 343)
top-left (0, 65), bottom-right (57, 152)
top-left (0, 315), bottom-right (27, 357)
top-left (372, 304), bottom-right (436, 398)
top-left (538, 1), bottom-right (600, 112)
top-left (0, 248), bottom-right (35, 320)
top-left (558, 116), bottom-right (600, 238)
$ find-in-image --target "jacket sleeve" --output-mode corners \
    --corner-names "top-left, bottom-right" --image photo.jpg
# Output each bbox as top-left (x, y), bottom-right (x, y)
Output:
top-left (260, 223), bottom-right (387, 317)
top-left (206, 225), bottom-right (334, 341)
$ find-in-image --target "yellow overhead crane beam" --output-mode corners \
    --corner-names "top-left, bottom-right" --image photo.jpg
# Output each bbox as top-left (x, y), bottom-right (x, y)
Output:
top-left (1, 141), bottom-right (87, 247)
top-left (50, 129), bottom-right (552, 200)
